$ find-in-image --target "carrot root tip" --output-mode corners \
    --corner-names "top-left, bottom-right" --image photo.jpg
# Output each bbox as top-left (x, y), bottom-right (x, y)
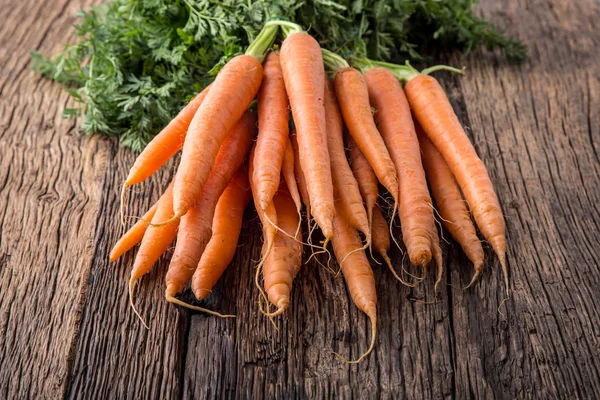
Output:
top-left (463, 268), bottom-right (483, 290)
top-left (332, 313), bottom-right (377, 364)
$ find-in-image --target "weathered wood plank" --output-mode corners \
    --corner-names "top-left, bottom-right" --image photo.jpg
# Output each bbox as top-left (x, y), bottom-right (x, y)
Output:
top-left (182, 220), bottom-right (454, 399)
top-left (448, 0), bottom-right (600, 399)
top-left (0, 0), bottom-right (106, 398)
top-left (1, 0), bottom-right (599, 398)
top-left (65, 159), bottom-right (188, 400)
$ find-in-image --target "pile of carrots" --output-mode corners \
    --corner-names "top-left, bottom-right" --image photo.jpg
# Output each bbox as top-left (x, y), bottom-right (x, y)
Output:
top-left (111, 21), bottom-right (508, 363)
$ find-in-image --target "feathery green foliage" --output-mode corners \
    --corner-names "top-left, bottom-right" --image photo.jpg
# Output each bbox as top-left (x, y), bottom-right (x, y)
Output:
top-left (32, 0), bottom-right (525, 151)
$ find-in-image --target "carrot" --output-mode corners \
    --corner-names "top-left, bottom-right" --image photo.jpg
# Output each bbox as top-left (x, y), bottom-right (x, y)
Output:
top-left (167, 56), bottom-right (262, 221)
top-left (124, 84), bottom-right (211, 187)
top-left (417, 128), bottom-right (484, 287)
top-left (110, 202), bottom-right (158, 262)
top-left (248, 146), bottom-right (278, 256)
top-left (290, 132), bottom-right (310, 214)
top-left (191, 168), bottom-right (252, 301)
top-left (404, 71), bottom-right (507, 294)
top-left (364, 67), bottom-right (433, 267)
top-left (281, 138), bottom-right (303, 220)
top-left (324, 79), bottom-right (370, 245)
top-left (371, 205), bottom-right (391, 266)
top-left (165, 112), bottom-right (257, 299)
top-left (327, 60), bottom-right (398, 221)
top-left (347, 136), bottom-right (378, 230)
top-left (279, 30), bottom-right (334, 245)
top-left (165, 24), bottom-right (278, 222)
top-left (259, 182), bottom-right (303, 316)
top-left (253, 51), bottom-right (289, 212)
top-left (371, 203), bottom-right (418, 287)
top-left (331, 210), bottom-right (377, 364)
top-left (430, 222), bottom-right (444, 296)
top-left (129, 182), bottom-right (178, 328)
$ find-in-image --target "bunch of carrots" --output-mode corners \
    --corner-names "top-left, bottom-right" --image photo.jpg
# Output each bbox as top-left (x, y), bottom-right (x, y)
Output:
top-left (110, 21), bottom-right (508, 363)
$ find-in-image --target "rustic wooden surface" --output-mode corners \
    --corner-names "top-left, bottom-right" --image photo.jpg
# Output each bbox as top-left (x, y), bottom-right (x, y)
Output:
top-left (1, 0), bottom-right (599, 398)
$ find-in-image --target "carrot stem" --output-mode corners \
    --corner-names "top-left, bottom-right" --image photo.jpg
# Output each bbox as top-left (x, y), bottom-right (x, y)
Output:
top-left (245, 24), bottom-right (279, 62)
top-left (321, 49), bottom-right (349, 72)
top-left (358, 59), bottom-right (464, 83)
top-left (264, 20), bottom-right (302, 37)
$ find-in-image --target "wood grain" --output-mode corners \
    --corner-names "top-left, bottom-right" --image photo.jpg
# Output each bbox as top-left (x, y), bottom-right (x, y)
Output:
top-left (0, 0), bottom-right (599, 398)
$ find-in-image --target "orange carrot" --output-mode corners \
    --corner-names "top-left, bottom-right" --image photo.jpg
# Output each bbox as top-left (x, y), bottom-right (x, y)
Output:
top-left (324, 79), bottom-right (370, 244)
top-left (260, 182), bottom-right (303, 316)
top-left (331, 210), bottom-right (377, 364)
top-left (124, 85), bottom-right (211, 187)
top-left (248, 146), bottom-right (278, 255)
top-left (347, 136), bottom-right (378, 229)
top-left (405, 73), bottom-right (507, 293)
top-left (253, 51), bottom-right (289, 212)
top-left (281, 137), bottom-right (303, 219)
top-left (279, 31), bottom-right (334, 244)
top-left (333, 67), bottom-right (399, 214)
top-left (129, 182), bottom-right (177, 327)
top-left (371, 205), bottom-right (391, 266)
top-left (430, 221), bottom-right (444, 296)
top-left (364, 67), bottom-right (433, 267)
top-left (110, 202), bottom-right (158, 262)
top-left (290, 132), bottom-right (310, 214)
top-left (165, 112), bottom-right (257, 299)
top-left (169, 55), bottom-right (263, 220)
top-left (417, 128), bottom-right (484, 287)
top-left (191, 168), bottom-right (252, 300)
top-left (371, 203), bottom-right (418, 287)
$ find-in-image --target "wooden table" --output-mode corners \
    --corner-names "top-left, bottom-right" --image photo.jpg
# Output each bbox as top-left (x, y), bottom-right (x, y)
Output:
top-left (1, 0), bottom-right (599, 398)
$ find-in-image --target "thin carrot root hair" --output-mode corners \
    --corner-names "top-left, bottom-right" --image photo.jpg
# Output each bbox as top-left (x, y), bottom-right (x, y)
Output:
top-left (381, 252), bottom-right (419, 288)
top-left (387, 204), bottom-right (403, 252)
top-left (264, 211), bottom-right (320, 251)
top-left (333, 312), bottom-right (377, 364)
top-left (165, 294), bottom-right (235, 318)
top-left (402, 263), bottom-right (427, 284)
top-left (339, 241), bottom-right (370, 268)
top-left (254, 253), bottom-right (279, 329)
top-left (497, 296), bottom-right (509, 320)
top-left (294, 208), bottom-right (302, 241)
top-left (148, 213), bottom-right (181, 227)
top-left (128, 278), bottom-right (149, 330)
